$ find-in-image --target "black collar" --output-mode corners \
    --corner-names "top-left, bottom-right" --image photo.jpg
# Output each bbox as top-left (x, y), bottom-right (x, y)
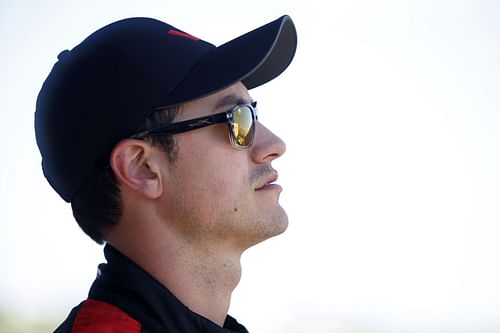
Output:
top-left (88, 245), bottom-right (249, 333)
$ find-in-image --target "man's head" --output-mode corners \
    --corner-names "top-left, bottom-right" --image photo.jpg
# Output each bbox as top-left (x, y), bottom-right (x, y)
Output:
top-left (35, 16), bottom-right (297, 245)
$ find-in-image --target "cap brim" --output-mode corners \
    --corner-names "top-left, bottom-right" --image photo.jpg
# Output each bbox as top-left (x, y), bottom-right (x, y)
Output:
top-left (164, 15), bottom-right (297, 106)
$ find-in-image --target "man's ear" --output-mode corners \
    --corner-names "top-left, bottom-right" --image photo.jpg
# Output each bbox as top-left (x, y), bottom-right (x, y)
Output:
top-left (110, 139), bottom-right (163, 199)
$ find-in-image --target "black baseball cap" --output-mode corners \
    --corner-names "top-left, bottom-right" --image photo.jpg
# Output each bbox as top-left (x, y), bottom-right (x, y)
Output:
top-left (35, 15), bottom-right (297, 202)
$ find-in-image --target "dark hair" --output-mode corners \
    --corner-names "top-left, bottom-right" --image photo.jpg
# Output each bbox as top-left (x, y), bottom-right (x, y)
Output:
top-left (71, 106), bottom-right (181, 244)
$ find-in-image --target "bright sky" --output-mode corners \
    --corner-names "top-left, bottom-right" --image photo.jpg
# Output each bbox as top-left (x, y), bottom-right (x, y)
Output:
top-left (1, 1), bottom-right (500, 332)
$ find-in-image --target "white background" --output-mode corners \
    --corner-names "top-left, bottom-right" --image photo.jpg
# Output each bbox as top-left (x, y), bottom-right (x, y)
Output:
top-left (1, 1), bottom-right (500, 332)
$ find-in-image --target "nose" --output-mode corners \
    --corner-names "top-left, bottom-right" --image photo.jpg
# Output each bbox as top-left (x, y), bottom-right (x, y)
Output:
top-left (251, 122), bottom-right (286, 164)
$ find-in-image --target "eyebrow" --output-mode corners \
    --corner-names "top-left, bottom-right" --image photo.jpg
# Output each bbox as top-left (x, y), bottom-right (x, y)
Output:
top-left (213, 94), bottom-right (253, 112)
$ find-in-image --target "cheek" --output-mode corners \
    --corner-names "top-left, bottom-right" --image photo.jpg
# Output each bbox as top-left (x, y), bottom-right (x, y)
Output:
top-left (198, 165), bottom-right (248, 201)
top-left (171, 131), bottom-right (252, 213)
top-left (175, 149), bottom-right (249, 200)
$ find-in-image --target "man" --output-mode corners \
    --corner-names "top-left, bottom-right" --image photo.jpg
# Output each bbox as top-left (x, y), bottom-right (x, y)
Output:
top-left (35, 14), bottom-right (297, 333)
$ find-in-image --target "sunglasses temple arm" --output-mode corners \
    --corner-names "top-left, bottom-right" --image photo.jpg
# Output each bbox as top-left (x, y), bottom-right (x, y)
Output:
top-left (132, 112), bottom-right (229, 137)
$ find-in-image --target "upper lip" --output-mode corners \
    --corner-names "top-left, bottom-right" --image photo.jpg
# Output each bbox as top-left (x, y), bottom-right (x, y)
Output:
top-left (255, 171), bottom-right (279, 190)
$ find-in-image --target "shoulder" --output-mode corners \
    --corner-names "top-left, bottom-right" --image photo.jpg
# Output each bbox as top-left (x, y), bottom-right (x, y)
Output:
top-left (55, 299), bottom-right (141, 333)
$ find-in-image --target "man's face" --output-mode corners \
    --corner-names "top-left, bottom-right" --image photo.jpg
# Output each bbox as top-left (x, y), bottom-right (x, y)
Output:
top-left (158, 82), bottom-right (288, 251)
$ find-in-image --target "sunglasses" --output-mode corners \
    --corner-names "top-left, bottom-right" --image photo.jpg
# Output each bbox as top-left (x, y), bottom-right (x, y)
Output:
top-left (131, 102), bottom-right (258, 149)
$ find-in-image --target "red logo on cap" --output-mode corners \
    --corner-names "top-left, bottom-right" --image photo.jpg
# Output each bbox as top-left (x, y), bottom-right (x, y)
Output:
top-left (167, 29), bottom-right (199, 41)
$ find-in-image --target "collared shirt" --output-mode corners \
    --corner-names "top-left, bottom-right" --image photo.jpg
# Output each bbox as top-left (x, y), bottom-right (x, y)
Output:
top-left (54, 245), bottom-right (249, 333)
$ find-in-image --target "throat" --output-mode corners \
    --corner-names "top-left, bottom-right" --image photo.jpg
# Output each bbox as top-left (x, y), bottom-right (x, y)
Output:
top-left (172, 251), bottom-right (243, 326)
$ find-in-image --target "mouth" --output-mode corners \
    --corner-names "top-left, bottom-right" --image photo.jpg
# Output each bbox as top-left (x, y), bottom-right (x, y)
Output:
top-left (255, 172), bottom-right (281, 191)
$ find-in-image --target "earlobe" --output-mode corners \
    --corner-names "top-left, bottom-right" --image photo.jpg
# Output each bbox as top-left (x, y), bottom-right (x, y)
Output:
top-left (110, 139), bottom-right (163, 199)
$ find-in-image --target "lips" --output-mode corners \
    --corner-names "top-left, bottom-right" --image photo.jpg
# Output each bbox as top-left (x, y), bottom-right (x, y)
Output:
top-left (255, 171), bottom-right (279, 191)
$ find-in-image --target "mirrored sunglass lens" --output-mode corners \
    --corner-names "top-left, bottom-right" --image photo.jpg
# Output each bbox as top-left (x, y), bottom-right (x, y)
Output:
top-left (232, 106), bottom-right (255, 146)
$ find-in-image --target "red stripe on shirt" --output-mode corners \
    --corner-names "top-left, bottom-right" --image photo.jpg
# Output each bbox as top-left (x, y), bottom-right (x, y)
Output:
top-left (72, 298), bottom-right (141, 333)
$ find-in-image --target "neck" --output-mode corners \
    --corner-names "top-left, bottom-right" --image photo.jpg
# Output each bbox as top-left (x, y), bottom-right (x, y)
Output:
top-left (175, 249), bottom-right (243, 325)
top-left (107, 215), bottom-right (243, 326)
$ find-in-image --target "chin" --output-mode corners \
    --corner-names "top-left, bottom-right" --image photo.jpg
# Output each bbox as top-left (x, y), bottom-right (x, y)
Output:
top-left (251, 208), bottom-right (289, 246)
top-left (271, 211), bottom-right (289, 237)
